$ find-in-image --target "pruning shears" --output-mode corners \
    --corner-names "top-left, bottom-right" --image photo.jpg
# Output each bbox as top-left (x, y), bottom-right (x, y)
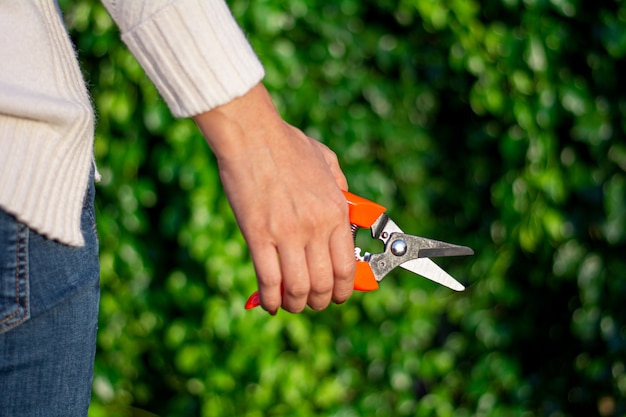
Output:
top-left (245, 191), bottom-right (473, 310)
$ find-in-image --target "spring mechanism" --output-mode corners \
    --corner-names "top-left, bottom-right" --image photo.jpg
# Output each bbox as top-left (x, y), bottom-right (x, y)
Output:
top-left (350, 223), bottom-right (359, 244)
top-left (351, 223), bottom-right (369, 261)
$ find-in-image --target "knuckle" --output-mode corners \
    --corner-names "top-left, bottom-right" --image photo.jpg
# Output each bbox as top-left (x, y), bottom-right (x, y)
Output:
top-left (274, 216), bottom-right (307, 240)
top-left (326, 148), bottom-right (339, 162)
top-left (310, 278), bottom-right (333, 296)
top-left (336, 258), bottom-right (356, 280)
top-left (308, 298), bottom-right (331, 311)
top-left (305, 199), bottom-right (346, 233)
top-left (328, 192), bottom-right (347, 213)
top-left (284, 282), bottom-right (309, 299)
top-left (319, 142), bottom-right (338, 160)
top-left (282, 302), bottom-right (306, 314)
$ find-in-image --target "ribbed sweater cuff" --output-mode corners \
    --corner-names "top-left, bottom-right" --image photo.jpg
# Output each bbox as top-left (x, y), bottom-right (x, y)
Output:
top-left (119, 0), bottom-right (265, 117)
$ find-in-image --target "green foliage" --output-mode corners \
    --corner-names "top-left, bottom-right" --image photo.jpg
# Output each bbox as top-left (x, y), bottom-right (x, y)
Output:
top-left (59, 0), bottom-right (626, 416)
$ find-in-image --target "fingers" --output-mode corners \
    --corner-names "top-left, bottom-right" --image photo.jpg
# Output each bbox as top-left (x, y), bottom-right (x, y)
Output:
top-left (329, 224), bottom-right (356, 304)
top-left (278, 243), bottom-right (310, 313)
top-left (249, 243), bottom-right (282, 314)
top-left (304, 239), bottom-right (334, 311)
top-left (252, 216), bottom-right (355, 314)
top-left (257, 236), bottom-right (340, 313)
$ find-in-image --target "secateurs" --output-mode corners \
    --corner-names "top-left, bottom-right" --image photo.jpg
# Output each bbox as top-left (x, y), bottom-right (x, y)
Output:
top-left (245, 191), bottom-right (473, 309)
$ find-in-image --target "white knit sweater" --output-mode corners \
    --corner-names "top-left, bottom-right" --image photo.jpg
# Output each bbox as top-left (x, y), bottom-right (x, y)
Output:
top-left (0, 0), bottom-right (264, 246)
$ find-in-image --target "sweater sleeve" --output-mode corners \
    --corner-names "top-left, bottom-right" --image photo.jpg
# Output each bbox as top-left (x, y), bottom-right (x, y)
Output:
top-left (99, 0), bottom-right (265, 117)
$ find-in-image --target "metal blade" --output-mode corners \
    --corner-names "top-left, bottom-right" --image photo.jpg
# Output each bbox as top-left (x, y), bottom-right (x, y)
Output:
top-left (371, 215), bottom-right (471, 291)
top-left (407, 236), bottom-right (474, 259)
top-left (399, 257), bottom-right (466, 291)
top-left (417, 245), bottom-right (474, 259)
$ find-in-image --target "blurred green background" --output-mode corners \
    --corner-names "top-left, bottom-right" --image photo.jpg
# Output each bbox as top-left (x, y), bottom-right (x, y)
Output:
top-left (59, 0), bottom-right (626, 416)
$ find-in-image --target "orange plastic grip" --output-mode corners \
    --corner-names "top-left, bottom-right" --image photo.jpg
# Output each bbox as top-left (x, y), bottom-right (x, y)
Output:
top-left (245, 291), bottom-right (260, 310)
top-left (342, 191), bottom-right (387, 228)
top-left (354, 261), bottom-right (379, 291)
top-left (342, 191), bottom-right (384, 293)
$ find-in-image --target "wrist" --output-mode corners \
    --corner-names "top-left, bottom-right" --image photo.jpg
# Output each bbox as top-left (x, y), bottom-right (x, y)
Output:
top-left (193, 83), bottom-right (283, 160)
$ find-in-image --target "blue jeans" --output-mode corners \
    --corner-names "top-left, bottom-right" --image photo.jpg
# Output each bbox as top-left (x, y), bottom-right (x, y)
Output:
top-left (0, 176), bottom-right (100, 417)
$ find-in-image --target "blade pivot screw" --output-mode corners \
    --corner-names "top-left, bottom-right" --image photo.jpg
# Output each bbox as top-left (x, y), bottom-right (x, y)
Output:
top-left (391, 239), bottom-right (407, 256)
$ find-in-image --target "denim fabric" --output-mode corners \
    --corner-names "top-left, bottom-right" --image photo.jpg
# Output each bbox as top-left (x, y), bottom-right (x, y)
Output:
top-left (0, 175), bottom-right (100, 417)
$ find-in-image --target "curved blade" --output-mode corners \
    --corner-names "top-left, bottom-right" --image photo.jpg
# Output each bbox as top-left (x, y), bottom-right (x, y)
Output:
top-left (399, 257), bottom-right (465, 291)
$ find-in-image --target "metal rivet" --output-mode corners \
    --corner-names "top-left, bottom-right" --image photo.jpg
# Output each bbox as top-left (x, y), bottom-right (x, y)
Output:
top-left (391, 239), bottom-right (407, 256)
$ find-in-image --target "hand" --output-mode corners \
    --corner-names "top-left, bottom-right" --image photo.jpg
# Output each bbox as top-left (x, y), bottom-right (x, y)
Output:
top-left (193, 84), bottom-right (355, 314)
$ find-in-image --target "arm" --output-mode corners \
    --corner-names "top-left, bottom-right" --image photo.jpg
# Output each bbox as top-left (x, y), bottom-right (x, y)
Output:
top-left (99, 0), bottom-right (355, 313)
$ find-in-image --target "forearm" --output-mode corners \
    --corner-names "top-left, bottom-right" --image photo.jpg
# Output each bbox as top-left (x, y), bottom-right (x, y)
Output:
top-left (193, 83), bottom-right (284, 160)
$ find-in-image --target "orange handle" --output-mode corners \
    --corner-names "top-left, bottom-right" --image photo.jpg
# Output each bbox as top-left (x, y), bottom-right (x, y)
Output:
top-left (245, 291), bottom-right (261, 310)
top-left (343, 191), bottom-right (386, 228)
top-left (354, 261), bottom-right (379, 291)
top-left (245, 192), bottom-right (386, 310)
